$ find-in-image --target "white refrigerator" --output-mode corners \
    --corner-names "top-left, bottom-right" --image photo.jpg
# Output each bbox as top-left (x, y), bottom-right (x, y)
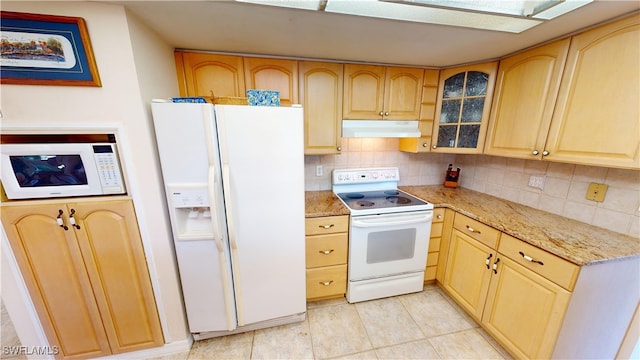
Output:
top-left (151, 101), bottom-right (306, 340)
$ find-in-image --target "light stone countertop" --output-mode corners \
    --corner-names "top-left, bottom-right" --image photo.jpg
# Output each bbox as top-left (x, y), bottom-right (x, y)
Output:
top-left (305, 190), bottom-right (350, 218)
top-left (305, 186), bottom-right (640, 266)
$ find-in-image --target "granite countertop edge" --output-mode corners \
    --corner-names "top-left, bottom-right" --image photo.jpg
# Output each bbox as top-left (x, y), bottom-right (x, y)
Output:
top-left (305, 187), bottom-right (640, 267)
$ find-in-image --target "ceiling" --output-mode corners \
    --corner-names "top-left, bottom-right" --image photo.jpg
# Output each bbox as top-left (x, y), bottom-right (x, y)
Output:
top-left (113, 0), bottom-right (639, 67)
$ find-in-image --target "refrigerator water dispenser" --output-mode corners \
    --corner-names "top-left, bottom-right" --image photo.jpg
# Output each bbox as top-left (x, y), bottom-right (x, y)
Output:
top-left (167, 184), bottom-right (214, 240)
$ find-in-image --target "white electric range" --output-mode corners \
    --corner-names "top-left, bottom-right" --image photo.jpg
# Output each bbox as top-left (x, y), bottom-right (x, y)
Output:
top-left (333, 168), bottom-right (434, 303)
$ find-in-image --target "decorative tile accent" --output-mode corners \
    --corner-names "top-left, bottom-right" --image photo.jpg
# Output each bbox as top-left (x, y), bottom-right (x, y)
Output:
top-left (246, 89), bottom-right (280, 106)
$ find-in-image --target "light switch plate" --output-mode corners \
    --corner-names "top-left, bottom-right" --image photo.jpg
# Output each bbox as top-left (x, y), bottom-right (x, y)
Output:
top-left (586, 183), bottom-right (608, 202)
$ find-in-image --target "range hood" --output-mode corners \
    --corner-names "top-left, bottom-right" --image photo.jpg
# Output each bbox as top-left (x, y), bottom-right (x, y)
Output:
top-left (342, 120), bottom-right (421, 138)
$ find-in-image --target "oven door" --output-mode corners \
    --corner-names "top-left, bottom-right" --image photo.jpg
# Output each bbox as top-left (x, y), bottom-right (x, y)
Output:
top-left (349, 210), bottom-right (432, 281)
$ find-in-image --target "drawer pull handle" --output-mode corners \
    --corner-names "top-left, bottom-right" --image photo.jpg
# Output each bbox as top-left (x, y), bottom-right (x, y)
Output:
top-left (493, 258), bottom-right (500, 274)
top-left (319, 224), bottom-right (335, 229)
top-left (319, 249), bottom-right (334, 255)
top-left (56, 209), bottom-right (68, 231)
top-left (519, 251), bottom-right (544, 265)
top-left (319, 280), bottom-right (334, 286)
top-left (69, 209), bottom-right (81, 230)
top-left (485, 253), bottom-right (493, 269)
top-left (466, 225), bottom-right (481, 234)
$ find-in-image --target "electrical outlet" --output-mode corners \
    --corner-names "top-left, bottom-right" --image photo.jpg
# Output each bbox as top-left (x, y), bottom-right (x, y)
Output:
top-left (316, 165), bottom-right (323, 177)
top-left (586, 183), bottom-right (608, 202)
top-left (528, 175), bottom-right (546, 190)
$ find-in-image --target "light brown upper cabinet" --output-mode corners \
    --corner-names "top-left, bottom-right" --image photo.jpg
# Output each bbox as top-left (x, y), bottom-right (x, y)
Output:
top-left (244, 57), bottom-right (298, 107)
top-left (299, 61), bottom-right (344, 154)
top-left (431, 62), bottom-right (498, 153)
top-left (484, 39), bottom-right (570, 160)
top-left (175, 52), bottom-right (246, 98)
top-left (399, 69), bottom-right (440, 152)
top-left (343, 64), bottom-right (424, 120)
top-left (544, 15), bottom-right (639, 169)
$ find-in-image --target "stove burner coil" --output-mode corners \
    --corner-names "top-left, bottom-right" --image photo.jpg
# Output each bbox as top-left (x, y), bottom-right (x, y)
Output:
top-left (386, 196), bottom-right (411, 204)
top-left (384, 190), bottom-right (400, 196)
top-left (346, 193), bottom-right (365, 199)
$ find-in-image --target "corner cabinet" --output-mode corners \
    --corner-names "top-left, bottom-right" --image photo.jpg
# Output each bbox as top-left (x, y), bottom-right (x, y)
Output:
top-left (443, 213), bottom-right (576, 359)
top-left (299, 61), bottom-right (343, 154)
top-left (244, 57), bottom-right (298, 107)
top-left (1, 198), bottom-right (164, 359)
top-left (175, 52), bottom-right (246, 98)
top-left (343, 64), bottom-right (424, 120)
top-left (399, 69), bottom-right (440, 152)
top-left (544, 15), bottom-right (639, 169)
top-left (431, 62), bottom-right (497, 153)
top-left (484, 39), bottom-right (570, 160)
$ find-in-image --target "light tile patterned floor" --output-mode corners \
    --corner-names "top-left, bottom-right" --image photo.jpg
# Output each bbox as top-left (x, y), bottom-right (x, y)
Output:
top-left (153, 284), bottom-right (512, 360)
top-left (1, 286), bottom-right (512, 360)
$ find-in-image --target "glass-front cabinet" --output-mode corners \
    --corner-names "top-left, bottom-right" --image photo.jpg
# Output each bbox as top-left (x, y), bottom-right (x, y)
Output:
top-left (432, 62), bottom-right (497, 153)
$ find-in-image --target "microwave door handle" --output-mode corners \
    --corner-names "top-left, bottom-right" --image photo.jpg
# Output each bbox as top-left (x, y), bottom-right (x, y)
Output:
top-left (351, 213), bottom-right (432, 228)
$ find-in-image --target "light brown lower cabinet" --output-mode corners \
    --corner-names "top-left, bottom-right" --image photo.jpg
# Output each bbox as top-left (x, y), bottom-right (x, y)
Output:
top-left (442, 213), bottom-right (577, 359)
top-left (305, 215), bottom-right (349, 301)
top-left (1, 198), bottom-right (164, 359)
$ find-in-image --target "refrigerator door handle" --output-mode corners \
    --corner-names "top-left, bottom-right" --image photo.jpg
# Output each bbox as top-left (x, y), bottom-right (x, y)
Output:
top-left (222, 162), bottom-right (246, 325)
top-left (207, 166), bottom-right (224, 253)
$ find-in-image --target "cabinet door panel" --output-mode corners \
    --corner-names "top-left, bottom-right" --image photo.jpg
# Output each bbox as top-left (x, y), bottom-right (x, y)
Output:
top-left (485, 39), bottom-right (570, 159)
top-left (483, 256), bottom-right (571, 359)
top-left (443, 229), bottom-right (494, 321)
top-left (1, 205), bottom-right (110, 359)
top-left (432, 62), bottom-right (497, 154)
top-left (546, 16), bottom-right (639, 169)
top-left (299, 61), bottom-right (343, 154)
top-left (72, 200), bottom-right (164, 354)
top-left (384, 67), bottom-right (423, 120)
top-left (244, 58), bottom-right (298, 106)
top-left (178, 52), bottom-right (246, 98)
top-left (343, 64), bottom-right (386, 119)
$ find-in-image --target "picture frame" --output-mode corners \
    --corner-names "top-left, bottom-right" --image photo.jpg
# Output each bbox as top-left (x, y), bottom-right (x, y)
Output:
top-left (1, 11), bottom-right (101, 86)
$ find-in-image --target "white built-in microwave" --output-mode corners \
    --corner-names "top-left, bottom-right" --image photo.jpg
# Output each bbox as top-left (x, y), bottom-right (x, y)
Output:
top-left (1, 136), bottom-right (126, 200)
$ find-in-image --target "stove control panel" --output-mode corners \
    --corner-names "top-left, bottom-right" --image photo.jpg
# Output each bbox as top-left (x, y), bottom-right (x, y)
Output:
top-left (333, 167), bottom-right (400, 185)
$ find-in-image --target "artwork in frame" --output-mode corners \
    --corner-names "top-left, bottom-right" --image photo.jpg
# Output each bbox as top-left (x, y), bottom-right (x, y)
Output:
top-left (1, 11), bottom-right (101, 86)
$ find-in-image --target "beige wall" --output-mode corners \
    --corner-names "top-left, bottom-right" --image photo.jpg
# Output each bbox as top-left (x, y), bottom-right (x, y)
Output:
top-left (305, 141), bottom-right (640, 238)
top-left (0, 0), bottom-right (189, 350)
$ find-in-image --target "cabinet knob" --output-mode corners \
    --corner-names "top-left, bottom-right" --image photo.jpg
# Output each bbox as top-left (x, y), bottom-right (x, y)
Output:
top-left (384, 112), bottom-right (389, 116)
top-left (379, 111), bottom-right (385, 116)
top-left (337, 146), bottom-right (342, 151)
top-left (437, 214), bottom-right (442, 219)
top-left (542, 150), bottom-right (550, 156)
top-left (422, 143), bottom-right (429, 148)
top-left (432, 145), bottom-right (437, 149)
top-left (532, 150), bottom-right (539, 155)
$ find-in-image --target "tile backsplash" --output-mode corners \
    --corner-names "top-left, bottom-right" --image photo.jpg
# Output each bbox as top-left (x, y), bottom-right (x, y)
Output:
top-left (304, 138), bottom-right (640, 238)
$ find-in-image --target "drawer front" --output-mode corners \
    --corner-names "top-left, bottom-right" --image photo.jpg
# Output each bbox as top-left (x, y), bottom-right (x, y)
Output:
top-left (306, 233), bottom-right (348, 268)
top-left (305, 215), bottom-right (349, 236)
top-left (453, 213), bottom-right (500, 249)
top-left (424, 266), bottom-right (437, 281)
top-left (430, 222), bottom-right (443, 238)
top-left (306, 264), bottom-right (347, 299)
top-left (498, 233), bottom-right (579, 291)
top-left (426, 252), bottom-right (439, 267)
top-left (433, 208), bottom-right (446, 223)
top-left (428, 237), bottom-right (441, 253)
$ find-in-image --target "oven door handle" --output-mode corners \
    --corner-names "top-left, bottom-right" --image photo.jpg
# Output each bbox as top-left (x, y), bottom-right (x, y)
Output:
top-left (351, 212), bottom-right (432, 228)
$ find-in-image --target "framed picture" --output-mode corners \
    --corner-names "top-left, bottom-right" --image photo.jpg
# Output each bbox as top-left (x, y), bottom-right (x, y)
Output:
top-left (1, 11), bottom-right (101, 86)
